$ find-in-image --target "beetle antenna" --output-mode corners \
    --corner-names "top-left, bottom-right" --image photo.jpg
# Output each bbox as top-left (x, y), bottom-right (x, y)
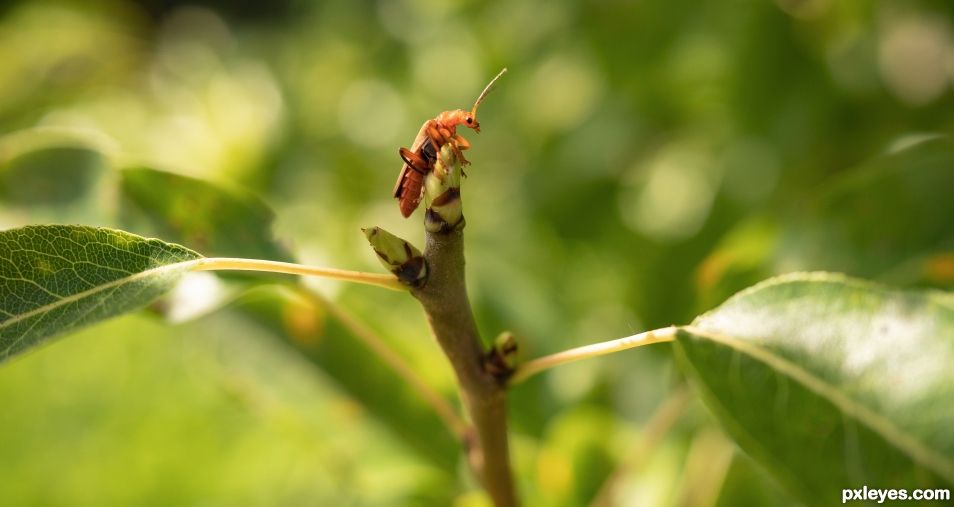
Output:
top-left (470, 68), bottom-right (507, 119)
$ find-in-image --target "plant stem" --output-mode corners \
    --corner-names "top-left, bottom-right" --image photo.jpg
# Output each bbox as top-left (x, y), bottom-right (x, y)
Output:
top-left (192, 257), bottom-right (406, 291)
top-left (306, 290), bottom-right (470, 440)
top-left (508, 326), bottom-right (678, 386)
top-left (412, 227), bottom-right (518, 507)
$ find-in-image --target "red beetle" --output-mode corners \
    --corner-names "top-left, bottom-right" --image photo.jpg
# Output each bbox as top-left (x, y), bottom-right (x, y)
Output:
top-left (393, 68), bottom-right (507, 217)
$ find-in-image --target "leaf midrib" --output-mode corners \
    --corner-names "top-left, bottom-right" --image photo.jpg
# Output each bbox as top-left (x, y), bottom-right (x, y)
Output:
top-left (0, 259), bottom-right (201, 332)
top-left (683, 326), bottom-right (954, 484)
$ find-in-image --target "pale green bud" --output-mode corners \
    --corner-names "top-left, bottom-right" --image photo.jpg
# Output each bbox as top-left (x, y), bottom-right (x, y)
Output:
top-left (484, 331), bottom-right (519, 379)
top-left (362, 226), bottom-right (427, 287)
top-left (424, 143), bottom-right (464, 233)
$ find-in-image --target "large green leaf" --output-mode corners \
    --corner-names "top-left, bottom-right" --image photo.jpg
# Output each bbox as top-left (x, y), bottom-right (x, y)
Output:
top-left (120, 168), bottom-right (292, 261)
top-left (675, 273), bottom-right (954, 505)
top-left (0, 225), bottom-right (201, 361)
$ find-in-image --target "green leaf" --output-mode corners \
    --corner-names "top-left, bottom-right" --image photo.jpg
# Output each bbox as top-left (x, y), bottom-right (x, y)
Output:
top-left (0, 128), bottom-right (122, 226)
top-left (698, 138), bottom-right (954, 310)
top-left (715, 451), bottom-right (797, 507)
top-left (785, 138), bottom-right (954, 285)
top-left (0, 225), bottom-right (201, 362)
top-left (0, 147), bottom-right (104, 206)
top-left (675, 273), bottom-right (954, 505)
top-left (120, 168), bottom-right (291, 261)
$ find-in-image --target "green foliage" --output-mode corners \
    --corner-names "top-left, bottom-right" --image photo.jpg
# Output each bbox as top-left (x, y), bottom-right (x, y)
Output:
top-left (225, 284), bottom-right (459, 471)
top-left (1, 0), bottom-right (953, 504)
top-left (785, 138), bottom-right (954, 282)
top-left (0, 140), bottom-right (114, 225)
top-left (120, 168), bottom-right (292, 261)
top-left (0, 225), bottom-right (200, 361)
top-left (117, 167), bottom-right (456, 469)
top-left (1, 148), bottom-right (104, 206)
top-left (676, 273), bottom-right (954, 504)
top-left (0, 313), bottom-right (447, 506)
top-left (696, 138), bottom-right (954, 311)
top-left (714, 452), bottom-right (791, 507)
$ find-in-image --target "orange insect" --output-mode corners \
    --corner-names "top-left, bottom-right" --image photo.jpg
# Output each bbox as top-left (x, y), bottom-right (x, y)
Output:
top-left (393, 68), bottom-right (507, 217)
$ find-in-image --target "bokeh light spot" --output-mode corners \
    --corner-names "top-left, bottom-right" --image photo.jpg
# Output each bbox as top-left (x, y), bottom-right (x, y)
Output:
top-left (619, 143), bottom-right (719, 242)
top-left (338, 79), bottom-right (406, 148)
top-left (515, 53), bottom-right (604, 133)
top-left (878, 13), bottom-right (953, 106)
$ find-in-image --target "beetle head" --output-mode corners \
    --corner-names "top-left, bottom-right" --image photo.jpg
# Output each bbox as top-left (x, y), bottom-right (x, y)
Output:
top-left (462, 110), bottom-right (480, 133)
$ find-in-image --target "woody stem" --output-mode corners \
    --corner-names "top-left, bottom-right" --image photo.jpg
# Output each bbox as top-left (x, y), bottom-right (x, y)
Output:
top-left (412, 227), bottom-right (517, 506)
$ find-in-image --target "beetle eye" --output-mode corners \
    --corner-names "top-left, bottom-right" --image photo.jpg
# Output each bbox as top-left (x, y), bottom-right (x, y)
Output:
top-left (466, 117), bottom-right (472, 124)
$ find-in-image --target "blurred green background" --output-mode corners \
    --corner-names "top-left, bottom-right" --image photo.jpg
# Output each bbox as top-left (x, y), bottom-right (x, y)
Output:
top-left (1, 0), bottom-right (953, 505)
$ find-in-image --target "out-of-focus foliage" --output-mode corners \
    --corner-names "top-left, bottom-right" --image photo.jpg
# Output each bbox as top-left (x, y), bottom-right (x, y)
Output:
top-left (1, 0), bottom-right (953, 505)
top-left (120, 168), bottom-right (293, 262)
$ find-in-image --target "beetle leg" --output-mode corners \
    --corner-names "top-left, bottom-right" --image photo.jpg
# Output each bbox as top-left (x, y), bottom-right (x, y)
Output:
top-left (434, 140), bottom-right (465, 168)
top-left (426, 123), bottom-right (446, 147)
top-left (451, 134), bottom-right (472, 169)
top-left (452, 134), bottom-right (471, 151)
top-left (399, 147), bottom-right (429, 174)
top-left (427, 125), bottom-right (465, 170)
top-left (441, 136), bottom-right (469, 171)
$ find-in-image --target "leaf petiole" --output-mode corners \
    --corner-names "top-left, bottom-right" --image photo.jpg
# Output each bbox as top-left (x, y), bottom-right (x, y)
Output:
top-left (191, 257), bottom-right (407, 291)
top-left (508, 326), bottom-right (678, 386)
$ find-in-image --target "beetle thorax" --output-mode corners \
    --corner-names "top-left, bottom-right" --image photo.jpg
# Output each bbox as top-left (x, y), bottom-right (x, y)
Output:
top-left (435, 109), bottom-right (470, 133)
